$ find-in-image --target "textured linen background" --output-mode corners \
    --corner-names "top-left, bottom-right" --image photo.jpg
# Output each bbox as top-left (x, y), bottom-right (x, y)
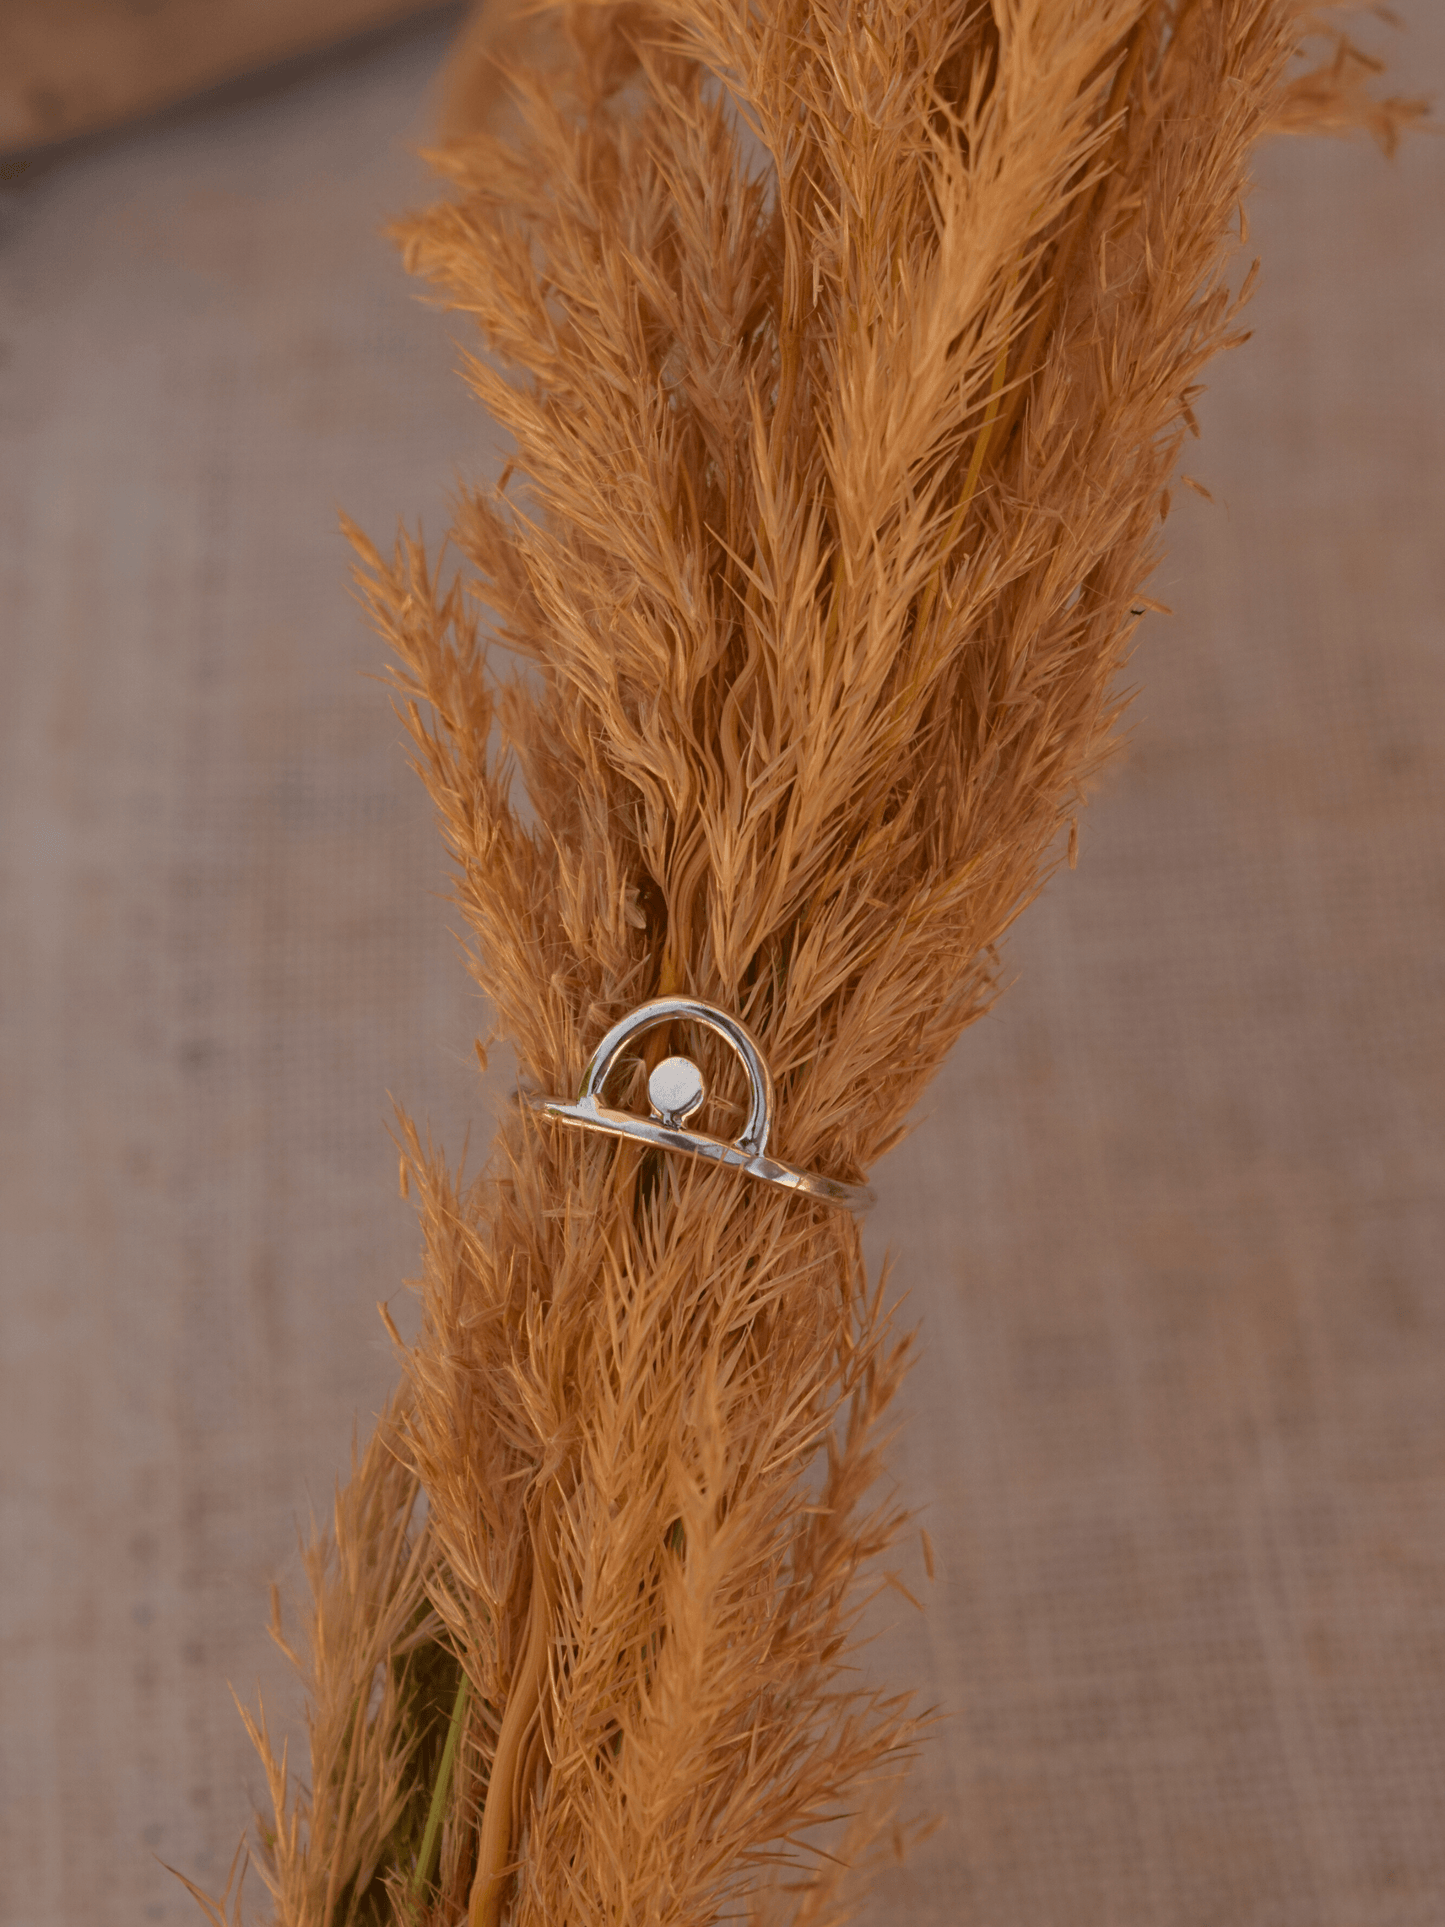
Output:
top-left (1, 14), bottom-right (1442, 1926)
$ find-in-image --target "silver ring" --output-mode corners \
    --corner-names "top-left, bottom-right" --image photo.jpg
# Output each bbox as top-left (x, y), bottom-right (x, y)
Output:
top-left (525, 996), bottom-right (873, 1215)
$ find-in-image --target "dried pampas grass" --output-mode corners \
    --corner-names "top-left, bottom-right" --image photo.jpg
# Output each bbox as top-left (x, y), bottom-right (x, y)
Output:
top-left (207, 5), bottom-right (1421, 1925)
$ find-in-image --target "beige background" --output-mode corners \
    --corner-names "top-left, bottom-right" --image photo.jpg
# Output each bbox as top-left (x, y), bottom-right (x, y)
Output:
top-left (1, 12), bottom-right (1442, 1926)
top-left (0, 0), bottom-right (455, 155)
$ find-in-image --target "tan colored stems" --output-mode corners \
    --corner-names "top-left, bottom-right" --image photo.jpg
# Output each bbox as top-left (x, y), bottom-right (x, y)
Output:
top-left (467, 1493), bottom-right (556, 1927)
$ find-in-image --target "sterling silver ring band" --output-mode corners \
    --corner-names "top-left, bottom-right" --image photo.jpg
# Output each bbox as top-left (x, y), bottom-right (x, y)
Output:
top-left (525, 995), bottom-right (873, 1215)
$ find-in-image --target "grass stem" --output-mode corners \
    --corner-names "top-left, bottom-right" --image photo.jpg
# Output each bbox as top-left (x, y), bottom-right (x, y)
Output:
top-left (411, 1671), bottom-right (470, 1911)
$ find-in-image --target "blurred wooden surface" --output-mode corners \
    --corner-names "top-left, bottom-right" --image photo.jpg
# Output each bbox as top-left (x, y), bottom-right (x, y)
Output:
top-left (0, 11), bottom-right (1442, 1925)
top-left (0, 0), bottom-right (457, 156)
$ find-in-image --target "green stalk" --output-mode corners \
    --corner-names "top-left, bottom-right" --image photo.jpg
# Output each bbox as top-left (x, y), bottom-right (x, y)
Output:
top-left (411, 1671), bottom-right (470, 1911)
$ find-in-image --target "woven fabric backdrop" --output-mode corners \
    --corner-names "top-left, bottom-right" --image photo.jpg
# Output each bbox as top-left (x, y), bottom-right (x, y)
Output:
top-left (1, 13), bottom-right (1442, 1926)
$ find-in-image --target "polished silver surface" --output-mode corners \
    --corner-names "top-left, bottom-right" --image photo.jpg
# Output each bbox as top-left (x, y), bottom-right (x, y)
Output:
top-left (647, 1055), bottom-right (707, 1128)
top-left (526, 995), bottom-right (873, 1214)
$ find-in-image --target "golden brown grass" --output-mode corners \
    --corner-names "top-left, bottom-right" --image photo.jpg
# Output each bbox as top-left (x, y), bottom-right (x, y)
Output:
top-left (210, 5), bottom-right (1422, 1925)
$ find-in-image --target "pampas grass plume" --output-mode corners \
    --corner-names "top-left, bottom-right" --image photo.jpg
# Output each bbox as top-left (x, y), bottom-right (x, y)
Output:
top-left (199, 5), bottom-right (1422, 1924)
